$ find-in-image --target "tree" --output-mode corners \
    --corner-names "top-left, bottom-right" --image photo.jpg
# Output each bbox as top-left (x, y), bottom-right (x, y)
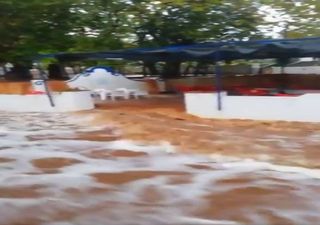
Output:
top-left (0, 0), bottom-right (276, 79)
top-left (69, 0), bottom-right (133, 52)
top-left (127, 0), bottom-right (263, 46)
top-left (123, 0), bottom-right (264, 77)
top-left (0, 0), bottom-right (78, 64)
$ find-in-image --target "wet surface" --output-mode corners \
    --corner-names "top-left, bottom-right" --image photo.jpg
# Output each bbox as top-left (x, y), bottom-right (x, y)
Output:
top-left (93, 97), bottom-right (320, 168)
top-left (0, 110), bottom-right (319, 225)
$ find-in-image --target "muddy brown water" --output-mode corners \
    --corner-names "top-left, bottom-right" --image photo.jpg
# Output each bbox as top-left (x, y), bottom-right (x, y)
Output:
top-left (0, 112), bottom-right (319, 225)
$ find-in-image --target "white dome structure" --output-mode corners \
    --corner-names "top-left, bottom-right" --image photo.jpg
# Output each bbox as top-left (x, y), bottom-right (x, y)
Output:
top-left (67, 66), bottom-right (148, 91)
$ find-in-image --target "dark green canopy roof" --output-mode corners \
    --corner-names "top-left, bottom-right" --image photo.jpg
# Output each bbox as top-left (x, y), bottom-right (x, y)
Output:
top-left (38, 37), bottom-right (320, 62)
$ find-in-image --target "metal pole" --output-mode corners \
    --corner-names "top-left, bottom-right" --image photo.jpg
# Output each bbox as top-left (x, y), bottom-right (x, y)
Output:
top-left (41, 73), bottom-right (55, 107)
top-left (34, 61), bottom-right (55, 107)
top-left (214, 52), bottom-right (222, 111)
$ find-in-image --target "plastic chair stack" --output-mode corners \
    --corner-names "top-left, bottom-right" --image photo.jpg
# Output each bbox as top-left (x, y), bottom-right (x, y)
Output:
top-left (92, 88), bottom-right (148, 101)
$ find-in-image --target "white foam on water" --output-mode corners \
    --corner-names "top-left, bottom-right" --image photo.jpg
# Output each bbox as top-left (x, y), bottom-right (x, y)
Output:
top-left (0, 112), bottom-right (319, 225)
top-left (259, 134), bottom-right (305, 151)
top-left (45, 223), bottom-right (74, 225)
top-left (176, 217), bottom-right (241, 225)
top-left (220, 159), bottom-right (320, 180)
top-left (307, 133), bottom-right (320, 140)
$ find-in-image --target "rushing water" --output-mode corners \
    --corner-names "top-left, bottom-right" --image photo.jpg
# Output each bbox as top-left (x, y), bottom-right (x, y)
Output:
top-left (0, 112), bottom-right (319, 225)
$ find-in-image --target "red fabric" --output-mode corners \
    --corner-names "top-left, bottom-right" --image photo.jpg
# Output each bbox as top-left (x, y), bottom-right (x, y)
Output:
top-left (274, 93), bottom-right (298, 96)
top-left (27, 90), bottom-right (46, 95)
top-left (175, 85), bottom-right (216, 92)
top-left (233, 88), bottom-right (269, 96)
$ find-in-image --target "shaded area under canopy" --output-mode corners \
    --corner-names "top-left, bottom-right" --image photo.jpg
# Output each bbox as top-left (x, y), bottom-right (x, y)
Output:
top-left (37, 37), bottom-right (320, 62)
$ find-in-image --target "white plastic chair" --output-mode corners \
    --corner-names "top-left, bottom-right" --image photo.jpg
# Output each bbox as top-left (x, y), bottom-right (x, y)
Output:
top-left (115, 88), bottom-right (148, 99)
top-left (133, 90), bottom-right (148, 99)
top-left (114, 88), bottom-right (133, 99)
top-left (93, 88), bottom-right (114, 101)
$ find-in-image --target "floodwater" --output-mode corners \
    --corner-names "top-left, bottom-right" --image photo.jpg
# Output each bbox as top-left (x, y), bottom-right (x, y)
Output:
top-left (0, 112), bottom-right (319, 225)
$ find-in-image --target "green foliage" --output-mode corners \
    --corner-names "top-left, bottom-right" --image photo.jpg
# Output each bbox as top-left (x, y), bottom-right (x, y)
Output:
top-left (0, 0), bottom-right (79, 63)
top-left (126, 0), bottom-right (263, 47)
top-left (2, 0), bottom-right (320, 65)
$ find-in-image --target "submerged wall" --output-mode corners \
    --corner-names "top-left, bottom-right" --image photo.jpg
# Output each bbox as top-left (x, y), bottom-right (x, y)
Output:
top-left (185, 92), bottom-right (320, 122)
top-left (0, 91), bottom-right (94, 112)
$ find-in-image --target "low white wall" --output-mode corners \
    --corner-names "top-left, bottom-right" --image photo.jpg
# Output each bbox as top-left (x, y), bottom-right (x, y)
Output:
top-left (185, 92), bottom-right (320, 122)
top-left (271, 66), bottom-right (320, 74)
top-left (0, 91), bottom-right (94, 112)
top-left (31, 79), bottom-right (46, 92)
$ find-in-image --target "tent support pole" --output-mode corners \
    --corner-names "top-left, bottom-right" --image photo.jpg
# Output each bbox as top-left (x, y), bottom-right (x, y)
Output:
top-left (42, 75), bottom-right (55, 107)
top-left (34, 61), bottom-right (55, 107)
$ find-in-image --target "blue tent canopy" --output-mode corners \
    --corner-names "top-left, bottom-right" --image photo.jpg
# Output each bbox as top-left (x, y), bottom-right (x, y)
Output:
top-left (37, 36), bottom-right (320, 62)
top-left (36, 37), bottom-right (320, 111)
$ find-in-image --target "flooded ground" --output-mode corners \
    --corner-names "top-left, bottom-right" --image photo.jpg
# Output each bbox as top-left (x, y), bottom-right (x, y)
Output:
top-left (1, 97), bottom-right (320, 225)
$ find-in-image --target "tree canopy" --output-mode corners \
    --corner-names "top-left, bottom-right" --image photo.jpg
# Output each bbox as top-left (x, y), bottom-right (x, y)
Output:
top-left (1, 0), bottom-right (319, 64)
top-left (0, 0), bottom-right (79, 63)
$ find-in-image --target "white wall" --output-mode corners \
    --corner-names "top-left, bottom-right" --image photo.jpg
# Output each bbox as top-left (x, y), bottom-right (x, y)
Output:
top-left (185, 92), bottom-right (320, 122)
top-left (0, 91), bottom-right (94, 112)
top-left (271, 66), bottom-right (320, 74)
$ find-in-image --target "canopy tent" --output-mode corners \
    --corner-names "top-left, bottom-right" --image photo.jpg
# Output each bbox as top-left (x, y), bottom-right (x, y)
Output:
top-left (36, 37), bottom-right (320, 111)
top-left (37, 36), bottom-right (320, 62)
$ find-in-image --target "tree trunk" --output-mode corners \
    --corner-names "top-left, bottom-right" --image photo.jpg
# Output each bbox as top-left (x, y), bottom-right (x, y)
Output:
top-left (4, 64), bottom-right (32, 81)
top-left (162, 61), bottom-right (181, 79)
top-left (143, 61), bottom-right (158, 75)
top-left (48, 63), bottom-right (67, 80)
